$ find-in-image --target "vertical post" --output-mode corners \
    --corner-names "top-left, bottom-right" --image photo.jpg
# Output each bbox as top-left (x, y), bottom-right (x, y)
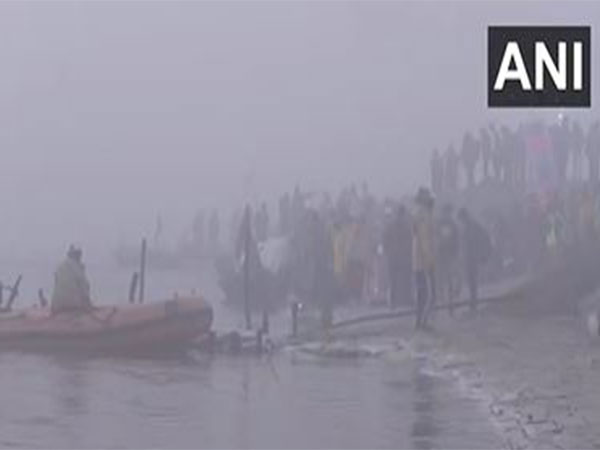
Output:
top-left (139, 238), bottom-right (147, 304)
top-left (256, 329), bottom-right (263, 355)
top-left (0, 281), bottom-right (4, 307)
top-left (38, 289), bottom-right (48, 308)
top-left (291, 302), bottom-right (298, 338)
top-left (243, 206), bottom-right (252, 330)
top-left (261, 310), bottom-right (269, 334)
top-left (129, 272), bottom-right (139, 304)
top-left (6, 275), bottom-right (22, 312)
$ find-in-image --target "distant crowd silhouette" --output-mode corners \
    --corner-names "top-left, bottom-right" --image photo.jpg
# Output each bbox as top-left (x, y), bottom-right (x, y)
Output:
top-left (214, 115), bottom-right (600, 330)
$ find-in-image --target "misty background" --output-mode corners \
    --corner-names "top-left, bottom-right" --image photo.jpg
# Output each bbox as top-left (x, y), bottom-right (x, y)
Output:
top-left (0, 1), bottom-right (597, 262)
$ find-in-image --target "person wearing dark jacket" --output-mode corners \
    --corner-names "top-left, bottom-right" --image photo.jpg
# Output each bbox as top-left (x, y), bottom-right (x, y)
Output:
top-left (279, 193), bottom-right (291, 235)
top-left (383, 205), bottom-right (413, 309)
top-left (307, 209), bottom-right (335, 329)
top-left (412, 188), bottom-right (436, 329)
top-left (236, 205), bottom-right (263, 329)
top-left (480, 127), bottom-right (492, 180)
top-left (444, 146), bottom-right (459, 194)
top-left (437, 204), bottom-right (460, 315)
top-left (458, 208), bottom-right (492, 311)
top-left (430, 149), bottom-right (444, 197)
top-left (461, 132), bottom-right (480, 189)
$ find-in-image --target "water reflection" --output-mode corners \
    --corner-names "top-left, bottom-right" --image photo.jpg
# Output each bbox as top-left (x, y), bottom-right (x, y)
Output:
top-left (54, 357), bottom-right (91, 417)
top-left (0, 350), bottom-right (501, 448)
top-left (47, 356), bottom-right (93, 449)
top-left (411, 364), bottom-right (440, 450)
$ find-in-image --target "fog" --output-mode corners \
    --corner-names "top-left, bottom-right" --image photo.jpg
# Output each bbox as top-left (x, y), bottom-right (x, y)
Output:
top-left (0, 1), bottom-right (597, 258)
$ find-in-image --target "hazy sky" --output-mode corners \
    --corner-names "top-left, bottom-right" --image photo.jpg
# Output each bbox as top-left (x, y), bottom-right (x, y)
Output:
top-left (0, 1), bottom-right (598, 257)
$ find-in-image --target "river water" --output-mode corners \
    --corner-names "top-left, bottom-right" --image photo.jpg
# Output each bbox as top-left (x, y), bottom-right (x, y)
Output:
top-left (0, 256), bottom-right (502, 449)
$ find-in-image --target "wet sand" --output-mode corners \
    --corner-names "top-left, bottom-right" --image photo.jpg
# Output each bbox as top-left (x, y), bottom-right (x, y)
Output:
top-left (326, 282), bottom-right (600, 450)
top-left (415, 304), bottom-right (600, 449)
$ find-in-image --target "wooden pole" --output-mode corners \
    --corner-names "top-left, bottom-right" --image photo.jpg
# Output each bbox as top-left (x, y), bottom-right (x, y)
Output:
top-left (139, 238), bottom-right (147, 304)
top-left (38, 289), bottom-right (48, 308)
top-left (129, 272), bottom-right (139, 304)
top-left (243, 206), bottom-right (252, 330)
top-left (291, 302), bottom-right (299, 338)
top-left (6, 275), bottom-right (22, 312)
top-left (261, 310), bottom-right (269, 334)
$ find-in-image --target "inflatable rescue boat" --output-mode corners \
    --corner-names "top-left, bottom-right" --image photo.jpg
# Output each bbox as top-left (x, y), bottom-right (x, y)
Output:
top-left (0, 296), bottom-right (212, 355)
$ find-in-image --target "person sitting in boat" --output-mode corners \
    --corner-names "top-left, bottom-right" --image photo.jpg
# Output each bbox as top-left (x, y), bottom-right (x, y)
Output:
top-left (51, 245), bottom-right (93, 313)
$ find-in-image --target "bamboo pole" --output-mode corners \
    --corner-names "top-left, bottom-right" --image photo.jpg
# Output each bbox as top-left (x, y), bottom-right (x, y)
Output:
top-left (129, 272), bottom-right (139, 304)
top-left (139, 239), bottom-right (147, 303)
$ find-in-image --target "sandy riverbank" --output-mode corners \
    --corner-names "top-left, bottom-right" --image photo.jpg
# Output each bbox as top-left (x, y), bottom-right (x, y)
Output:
top-left (405, 300), bottom-right (600, 450)
top-left (316, 284), bottom-right (600, 449)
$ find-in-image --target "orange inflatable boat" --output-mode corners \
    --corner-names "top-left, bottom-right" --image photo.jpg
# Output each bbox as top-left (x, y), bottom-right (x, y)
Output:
top-left (0, 296), bottom-right (213, 355)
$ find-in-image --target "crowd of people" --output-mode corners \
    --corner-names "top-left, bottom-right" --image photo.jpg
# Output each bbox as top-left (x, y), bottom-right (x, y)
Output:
top-left (218, 115), bottom-right (600, 330)
top-left (430, 116), bottom-right (600, 196)
top-left (45, 114), bottom-right (600, 330)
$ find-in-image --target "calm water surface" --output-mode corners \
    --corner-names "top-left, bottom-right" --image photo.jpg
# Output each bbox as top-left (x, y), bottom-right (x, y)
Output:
top-left (0, 351), bottom-right (501, 449)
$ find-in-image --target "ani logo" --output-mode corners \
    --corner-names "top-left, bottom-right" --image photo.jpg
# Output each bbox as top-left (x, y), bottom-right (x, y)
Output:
top-left (488, 26), bottom-right (590, 107)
